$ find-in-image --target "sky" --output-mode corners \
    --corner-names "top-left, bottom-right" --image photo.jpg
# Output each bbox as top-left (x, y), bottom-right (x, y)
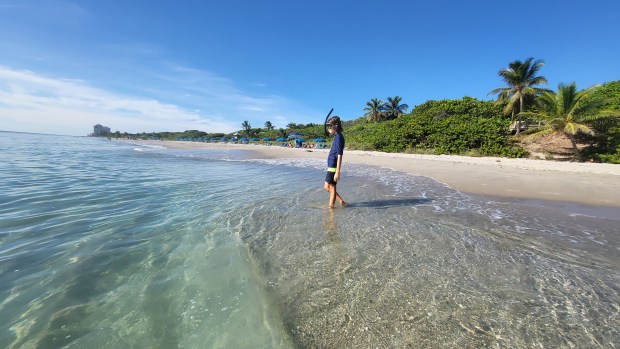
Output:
top-left (1, 0), bottom-right (619, 136)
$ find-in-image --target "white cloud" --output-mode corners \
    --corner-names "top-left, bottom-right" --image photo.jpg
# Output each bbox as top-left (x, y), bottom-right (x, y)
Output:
top-left (0, 66), bottom-right (240, 135)
top-left (0, 62), bottom-right (320, 135)
top-left (130, 63), bottom-right (318, 130)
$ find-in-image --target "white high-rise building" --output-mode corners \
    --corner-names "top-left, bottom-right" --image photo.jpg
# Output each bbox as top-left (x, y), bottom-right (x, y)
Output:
top-left (93, 124), bottom-right (111, 136)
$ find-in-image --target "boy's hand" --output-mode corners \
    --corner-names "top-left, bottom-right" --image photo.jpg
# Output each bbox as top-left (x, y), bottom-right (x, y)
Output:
top-left (334, 173), bottom-right (340, 182)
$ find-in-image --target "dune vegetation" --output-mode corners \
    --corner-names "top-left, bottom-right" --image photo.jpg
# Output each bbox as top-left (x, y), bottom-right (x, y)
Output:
top-left (107, 59), bottom-right (620, 163)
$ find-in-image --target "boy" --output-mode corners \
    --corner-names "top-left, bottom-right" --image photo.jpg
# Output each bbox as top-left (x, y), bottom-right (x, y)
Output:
top-left (324, 116), bottom-right (347, 208)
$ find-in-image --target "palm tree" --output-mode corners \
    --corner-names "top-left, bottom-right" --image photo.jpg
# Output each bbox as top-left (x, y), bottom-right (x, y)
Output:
top-left (384, 96), bottom-right (409, 120)
top-left (520, 82), bottom-right (620, 160)
top-left (489, 57), bottom-right (549, 134)
top-left (241, 121), bottom-right (251, 136)
top-left (363, 98), bottom-right (386, 122)
top-left (264, 121), bottom-right (273, 130)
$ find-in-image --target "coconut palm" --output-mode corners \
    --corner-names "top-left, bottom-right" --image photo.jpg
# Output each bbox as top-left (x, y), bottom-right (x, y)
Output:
top-left (384, 96), bottom-right (409, 120)
top-left (489, 57), bottom-right (549, 134)
top-left (264, 121), bottom-right (273, 130)
top-left (241, 120), bottom-right (251, 136)
top-left (520, 82), bottom-right (620, 160)
top-left (363, 98), bottom-right (386, 122)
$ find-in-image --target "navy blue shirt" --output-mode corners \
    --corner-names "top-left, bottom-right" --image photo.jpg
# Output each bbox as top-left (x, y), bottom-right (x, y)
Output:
top-left (327, 132), bottom-right (345, 168)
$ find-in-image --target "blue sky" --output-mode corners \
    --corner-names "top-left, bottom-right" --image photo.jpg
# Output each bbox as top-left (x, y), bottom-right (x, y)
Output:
top-left (1, 0), bottom-right (619, 136)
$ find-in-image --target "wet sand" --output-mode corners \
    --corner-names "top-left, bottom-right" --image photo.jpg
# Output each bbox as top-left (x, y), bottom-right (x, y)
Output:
top-left (129, 140), bottom-right (620, 209)
top-left (125, 139), bottom-right (620, 348)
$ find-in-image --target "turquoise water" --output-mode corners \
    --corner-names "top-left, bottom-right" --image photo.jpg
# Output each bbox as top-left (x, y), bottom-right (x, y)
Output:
top-left (1, 132), bottom-right (619, 348)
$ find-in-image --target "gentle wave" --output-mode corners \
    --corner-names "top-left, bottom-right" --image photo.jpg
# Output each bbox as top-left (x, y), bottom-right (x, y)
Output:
top-left (1, 132), bottom-right (618, 348)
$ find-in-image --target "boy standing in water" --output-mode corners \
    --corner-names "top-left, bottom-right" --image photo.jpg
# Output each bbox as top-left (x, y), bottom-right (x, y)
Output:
top-left (324, 116), bottom-right (347, 208)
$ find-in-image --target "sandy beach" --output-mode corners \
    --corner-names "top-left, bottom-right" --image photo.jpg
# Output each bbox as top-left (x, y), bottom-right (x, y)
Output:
top-left (130, 140), bottom-right (620, 209)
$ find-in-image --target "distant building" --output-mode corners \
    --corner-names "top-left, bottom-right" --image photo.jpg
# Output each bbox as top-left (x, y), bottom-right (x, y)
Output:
top-left (93, 124), bottom-right (111, 136)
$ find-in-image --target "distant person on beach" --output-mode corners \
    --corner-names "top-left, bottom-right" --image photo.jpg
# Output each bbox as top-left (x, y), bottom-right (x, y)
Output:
top-left (324, 116), bottom-right (347, 208)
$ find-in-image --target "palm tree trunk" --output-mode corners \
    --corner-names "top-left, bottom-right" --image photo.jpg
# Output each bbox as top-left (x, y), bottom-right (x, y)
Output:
top-left (515, 96), bottom-right (524, 135)
top-left (567, 133), bottom-right (581, 161)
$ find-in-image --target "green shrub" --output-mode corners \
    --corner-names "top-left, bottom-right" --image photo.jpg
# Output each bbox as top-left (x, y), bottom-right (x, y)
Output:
top-left (345, 97), bottom-right (527, 157)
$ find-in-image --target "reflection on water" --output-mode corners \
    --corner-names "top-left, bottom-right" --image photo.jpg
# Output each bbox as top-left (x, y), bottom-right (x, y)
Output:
top-left (1, 133), bottom-right (618, 348)
top-left (0, 134), bottom-right (293, 349)
top-left (239, 168), bottom-right (620, 349)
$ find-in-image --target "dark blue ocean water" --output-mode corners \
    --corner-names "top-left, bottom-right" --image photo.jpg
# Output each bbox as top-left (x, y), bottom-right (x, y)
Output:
top-left (1, 131), bottom-right (618, 348)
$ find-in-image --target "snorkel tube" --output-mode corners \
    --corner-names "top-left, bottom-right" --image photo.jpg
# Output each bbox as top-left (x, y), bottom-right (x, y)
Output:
top-left (323, 108), bottom-right (334, 136)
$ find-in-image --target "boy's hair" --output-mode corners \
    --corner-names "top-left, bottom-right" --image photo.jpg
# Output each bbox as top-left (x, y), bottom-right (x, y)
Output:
top-left (327, 116), bottom-right (343, 132)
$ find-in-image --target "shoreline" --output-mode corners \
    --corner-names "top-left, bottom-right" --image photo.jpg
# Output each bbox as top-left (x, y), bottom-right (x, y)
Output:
top-left (126, 140), bottom-right (620, 210)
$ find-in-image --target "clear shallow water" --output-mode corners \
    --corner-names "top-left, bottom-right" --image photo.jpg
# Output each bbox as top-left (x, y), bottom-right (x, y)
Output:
top-left (1, 132), bottom-right (619, 348)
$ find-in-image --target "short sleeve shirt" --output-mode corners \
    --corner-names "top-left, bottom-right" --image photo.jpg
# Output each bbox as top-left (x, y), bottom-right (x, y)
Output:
top-left (327, 132), bottom-right (345, 168)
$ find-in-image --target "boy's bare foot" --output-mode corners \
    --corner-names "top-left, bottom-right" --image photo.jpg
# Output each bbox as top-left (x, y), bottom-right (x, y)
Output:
top-left (340, 201), bottom-right (348, 207)
top-left (328, 205), bottom-right (335, 209)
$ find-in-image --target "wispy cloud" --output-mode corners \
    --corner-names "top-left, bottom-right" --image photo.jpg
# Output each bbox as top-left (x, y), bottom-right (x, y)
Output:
top-left (119, 63), bottom-right (318, 129)
top-left (0, 66), bottom-right (239, 135)
top-left (0, 60), bottom-right (317, 135)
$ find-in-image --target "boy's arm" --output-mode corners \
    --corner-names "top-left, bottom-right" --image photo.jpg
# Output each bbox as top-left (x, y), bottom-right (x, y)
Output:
top-left (335, 154), bottom-right (343, 181)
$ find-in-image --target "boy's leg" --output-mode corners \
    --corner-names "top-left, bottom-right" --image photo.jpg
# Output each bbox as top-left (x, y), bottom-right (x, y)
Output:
top-left (325, 182), bottom-right (346, 208)
top-left (328, 184), bottom-right (337, 208)
top-left (335, 191), bottom-right (347, 206)
top-left (332, 189), bottom-right (346, 206)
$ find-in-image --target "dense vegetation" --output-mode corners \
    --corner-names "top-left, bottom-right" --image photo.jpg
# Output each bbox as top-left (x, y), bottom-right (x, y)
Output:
top-left (579, 81), bottom-right (620, 163)
top-left (104, 67), bottom-right (620, 162)
top-left (346, 97), bottom-right (527, 157)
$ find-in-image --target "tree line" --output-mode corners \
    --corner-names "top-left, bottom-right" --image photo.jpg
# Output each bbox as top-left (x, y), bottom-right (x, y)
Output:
top-left (353, 57), bottom-right (619, 161)
top-left (99, 57), bottom-right (620, 162)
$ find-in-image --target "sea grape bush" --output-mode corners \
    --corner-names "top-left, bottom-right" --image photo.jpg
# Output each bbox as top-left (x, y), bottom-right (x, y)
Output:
top-left (345, 97), bottom-right (528, 157)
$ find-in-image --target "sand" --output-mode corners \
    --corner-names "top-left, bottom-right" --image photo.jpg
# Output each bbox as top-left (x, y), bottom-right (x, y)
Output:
top-left (128, 140), bottom-right (620, 209)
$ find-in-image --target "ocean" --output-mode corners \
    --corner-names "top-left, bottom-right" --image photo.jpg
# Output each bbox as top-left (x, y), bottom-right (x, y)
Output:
top-left (1, 131), bottom-right (619, 348)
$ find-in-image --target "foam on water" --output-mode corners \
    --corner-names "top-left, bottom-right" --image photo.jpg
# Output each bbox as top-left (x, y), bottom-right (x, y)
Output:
top-left (1, 133), bottom-right (619, 348)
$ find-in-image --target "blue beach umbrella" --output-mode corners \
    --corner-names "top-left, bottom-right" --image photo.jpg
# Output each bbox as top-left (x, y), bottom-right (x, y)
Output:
top-left (263, 137), bottom-right (272, 141)
top-left (313, 137), bottom-right (326, 142)
top-left (276, 137), bottom-right (286, 142)
top-left (250, 137), bottom-right (259, 141)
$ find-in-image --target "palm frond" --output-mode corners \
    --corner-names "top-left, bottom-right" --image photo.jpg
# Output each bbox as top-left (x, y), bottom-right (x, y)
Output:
top-left (563, 122), bottom-right (593, 135)
top-left (503, 95), bottom-right (519, 115)
top-left (488, 87), bottom-right (511, 96)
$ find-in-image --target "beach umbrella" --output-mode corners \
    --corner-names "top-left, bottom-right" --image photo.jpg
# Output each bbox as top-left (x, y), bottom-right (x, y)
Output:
top-left (276, 137), bottom-right (286, 142)
top-left (263, 137), bottom-right (272, 141)
top-left (288, 132), bottom-right (303, 139)
top-left (313, 137), bottom-right (326, 142)
top-left (240, 137), bottom-right (248, 141)
top-left (250, 137), bottom-right (259, 141)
